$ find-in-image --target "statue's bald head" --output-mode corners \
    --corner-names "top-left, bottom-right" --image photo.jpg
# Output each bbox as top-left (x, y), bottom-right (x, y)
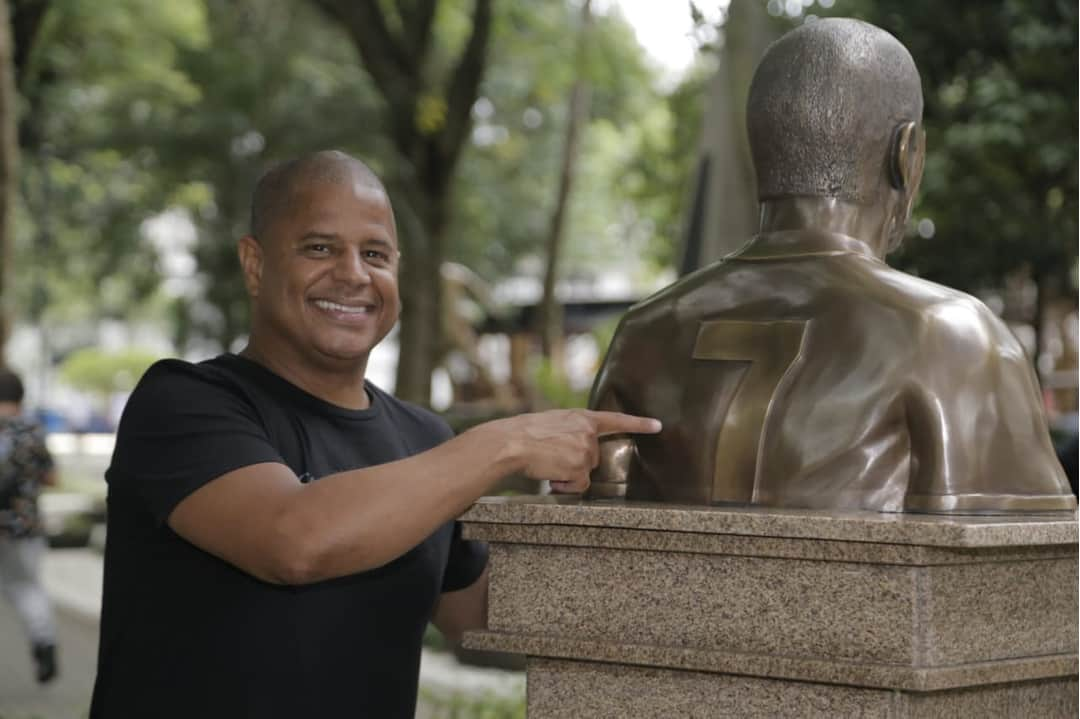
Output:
top-left (747, 19), bottom-right (923, 204)
top-left (249, 150), bottom-right (389, 242)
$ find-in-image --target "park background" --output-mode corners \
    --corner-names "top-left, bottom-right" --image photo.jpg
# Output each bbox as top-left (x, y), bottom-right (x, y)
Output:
top-left (0, 0), bottom-right (1075, 717)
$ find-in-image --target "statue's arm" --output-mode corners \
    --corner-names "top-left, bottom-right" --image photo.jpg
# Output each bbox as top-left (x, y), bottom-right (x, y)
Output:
top-left (587, 332), bottom-right (634, 498)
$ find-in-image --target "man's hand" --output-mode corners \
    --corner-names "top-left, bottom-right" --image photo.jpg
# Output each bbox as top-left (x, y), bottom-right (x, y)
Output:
top-left (489, 410), bottom-right (661, 494)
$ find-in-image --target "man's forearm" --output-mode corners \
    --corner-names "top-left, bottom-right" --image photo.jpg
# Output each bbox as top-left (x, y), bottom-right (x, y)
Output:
top-left (282, 423), bottom-right (519, 582)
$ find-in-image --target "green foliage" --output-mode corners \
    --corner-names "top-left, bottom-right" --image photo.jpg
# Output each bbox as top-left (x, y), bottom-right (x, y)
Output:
top-left (12, 0), bottom-right (1072, 366)
top-left (14, 0), bottom-right (385, 350)
top-left (58, 347), bottom-right (160, 396)
top-left (618, 63), bottom-right (709, 271)
top-left (530, 315), bottom-right (622, 409)
top-left (12, 0), bottom-right (211, 332)
top-left (531, 355), bottom-right (589, 409)
top-left (450, 3), bottom-right (692, 284)
top-left (11, 0), bottom-right (700, 359)
top-left (813, 0), bottom-right (1078, 297)
top-left (141, 0), bottom-right (385, 347)
top-left (423, 621), bottom-right (450, 652)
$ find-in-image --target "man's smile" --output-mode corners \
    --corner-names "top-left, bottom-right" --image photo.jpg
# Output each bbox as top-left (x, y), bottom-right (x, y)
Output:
top-left (311, 298), bottom-right (378, 319)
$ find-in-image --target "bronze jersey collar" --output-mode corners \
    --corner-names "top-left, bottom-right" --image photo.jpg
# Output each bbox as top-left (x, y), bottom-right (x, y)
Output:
top-left (726, 230), bottom-right (881, 262)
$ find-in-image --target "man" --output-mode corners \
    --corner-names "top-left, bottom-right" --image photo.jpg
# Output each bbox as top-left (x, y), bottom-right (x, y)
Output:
top-left (0, 368), bottom-right (59, 684)
top-left (89, 151), bottom-right (659, 718)
top-left (589, 19), bottom-right (1075, 514)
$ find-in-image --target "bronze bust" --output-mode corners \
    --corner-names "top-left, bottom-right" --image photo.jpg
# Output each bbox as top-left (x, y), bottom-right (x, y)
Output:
top-left (588, 18), bottom-right (1076, 514)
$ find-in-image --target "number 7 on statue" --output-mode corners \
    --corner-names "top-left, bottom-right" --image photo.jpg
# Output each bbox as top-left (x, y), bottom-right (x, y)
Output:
top-left (692, 320), bottom-right (808, 504)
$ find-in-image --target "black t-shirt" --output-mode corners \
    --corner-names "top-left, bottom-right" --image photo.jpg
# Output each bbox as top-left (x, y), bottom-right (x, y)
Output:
top-left (90, 354), bottom-right (488, 718)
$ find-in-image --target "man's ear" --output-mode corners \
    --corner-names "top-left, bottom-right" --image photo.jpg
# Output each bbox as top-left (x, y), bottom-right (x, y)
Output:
top-left (238, 235), bottom-right (263, 297)
top-left (888, 121), bottom-right (921, 191)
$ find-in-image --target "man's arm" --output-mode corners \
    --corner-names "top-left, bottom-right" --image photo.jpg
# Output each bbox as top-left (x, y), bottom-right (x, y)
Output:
top-left (432, 567), bottom-right (489, 644)
top-left (168, 410), bottom-right (660, 586)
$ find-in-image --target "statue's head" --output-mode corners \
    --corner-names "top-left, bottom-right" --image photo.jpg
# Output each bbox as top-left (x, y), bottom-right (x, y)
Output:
top-left (747, 19), bottom-right (924, 251)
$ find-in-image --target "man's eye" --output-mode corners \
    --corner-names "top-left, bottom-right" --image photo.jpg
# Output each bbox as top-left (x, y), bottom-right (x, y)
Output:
top-left (305, 244), bottom-right (330, 254)
top-left (364, 250), bottom-right (390, 263)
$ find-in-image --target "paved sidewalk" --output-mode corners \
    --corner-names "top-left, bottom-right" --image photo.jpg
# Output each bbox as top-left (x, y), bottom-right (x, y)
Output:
top-left (40, 550), bottom-right (103, 625)
top-left (0, 552), bottom-right (98, 719)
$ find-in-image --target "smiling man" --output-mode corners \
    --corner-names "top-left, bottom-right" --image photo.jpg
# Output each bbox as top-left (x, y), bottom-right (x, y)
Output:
top-left (89, 151), bottom-right (660, 718)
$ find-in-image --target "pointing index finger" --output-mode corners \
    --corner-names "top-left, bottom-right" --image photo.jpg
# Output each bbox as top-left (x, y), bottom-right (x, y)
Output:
top-left (586, 410), bottom-right (663, 437)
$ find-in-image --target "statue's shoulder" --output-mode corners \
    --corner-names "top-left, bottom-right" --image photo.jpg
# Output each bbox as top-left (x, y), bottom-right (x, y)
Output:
top-left (619, 260), bottom-right (733, 330)
top-left (862, 265), bottom-right (1016, 356)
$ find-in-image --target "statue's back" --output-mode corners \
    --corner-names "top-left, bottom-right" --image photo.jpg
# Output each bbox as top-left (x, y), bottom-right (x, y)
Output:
top-left (591, 229), bottom-right (1074, 513)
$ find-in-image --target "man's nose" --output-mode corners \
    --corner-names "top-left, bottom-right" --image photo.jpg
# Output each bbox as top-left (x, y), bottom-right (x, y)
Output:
top-left (333, 247), bottom-right (372, 284)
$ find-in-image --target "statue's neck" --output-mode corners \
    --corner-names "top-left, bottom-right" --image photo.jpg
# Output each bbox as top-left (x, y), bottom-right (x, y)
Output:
top-left (758, 197), bottom-right (892, 259)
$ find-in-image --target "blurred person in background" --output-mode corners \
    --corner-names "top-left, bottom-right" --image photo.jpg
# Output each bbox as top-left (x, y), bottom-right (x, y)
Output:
top-left (0, 368), bottom-right (59, 683)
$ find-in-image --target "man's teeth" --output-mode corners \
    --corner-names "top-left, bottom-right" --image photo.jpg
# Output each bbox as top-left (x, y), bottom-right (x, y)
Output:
top-left (314, 300), bottom-right (370, 314)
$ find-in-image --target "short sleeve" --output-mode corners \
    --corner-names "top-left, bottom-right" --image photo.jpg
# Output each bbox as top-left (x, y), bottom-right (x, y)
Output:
top-left (440, 521), bottom-right (489, 593)
top-left (107, 360), bottom-right (285, 525)
top-left (382, 395), bottom-right (488, 592)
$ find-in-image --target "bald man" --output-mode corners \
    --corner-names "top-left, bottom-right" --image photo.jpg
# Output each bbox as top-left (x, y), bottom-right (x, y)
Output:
top-left (589, 20), bottom-right (1075, 514)
top-left (90, 151), bottom-right (660, 718)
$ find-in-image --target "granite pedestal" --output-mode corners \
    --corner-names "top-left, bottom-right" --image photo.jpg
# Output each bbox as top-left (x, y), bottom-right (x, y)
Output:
top-left (461, 496), bottom-right (1078, 718)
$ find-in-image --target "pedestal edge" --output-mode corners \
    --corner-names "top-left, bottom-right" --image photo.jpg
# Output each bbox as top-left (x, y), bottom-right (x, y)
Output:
top-left (462, 497), bottom-right (1078, 548)
top-left (463, 522), bottom-right (1077, 565)
top-left (463, 630), bottom-right (1079, 692)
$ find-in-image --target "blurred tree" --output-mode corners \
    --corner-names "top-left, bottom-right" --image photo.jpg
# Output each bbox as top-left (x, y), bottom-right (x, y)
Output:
top-left (9, 0), bottom-right (206, 360)
top-left (308, 0), bottom-right (494, 403)
top-left (682, 0), bottom-right (776, 270)
top-left (58, 346), bottom-right (159, 397)
top-left (9, 0), bottom-right (384, 354)
top-left (536, 0), bottom-right (593, 363)
top-left (854, 0), bottom-right (1078, 321)
top-left (450, 3), bottom-right (680, 283)
top-left (625, 63), bottom-right (709, 272)
top-left (0, 0), bottom-right (16, 359)
top-left (3, 0), bottom-right (697, 406)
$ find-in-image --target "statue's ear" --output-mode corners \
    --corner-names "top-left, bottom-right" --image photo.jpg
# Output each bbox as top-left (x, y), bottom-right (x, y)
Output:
top-left (888, 121), bottom-right (920, 190)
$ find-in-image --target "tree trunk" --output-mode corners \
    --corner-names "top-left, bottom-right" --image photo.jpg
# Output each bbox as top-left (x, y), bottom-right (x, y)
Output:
top-left (0, 0), bottom-right (18, 362)
top-left (536, 0), bottom-right (593, 362)
top-left (681, 0), bottom-right (775, 270)
top-left (1032, 265), bottom-right (1057, 383)
top-left (393, 188), bottom-right (446, 403)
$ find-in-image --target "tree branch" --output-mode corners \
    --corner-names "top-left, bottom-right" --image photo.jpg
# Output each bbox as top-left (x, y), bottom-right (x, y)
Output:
top-left (9, 0), bottom-right (53, 149)
top-left (398, 0), bottom-right (438, 64)
top-left (9, 0), bottom-right (50, 91)
top-left (438, 0), bottom-right (492, 172)
top-left (309, 0), bottom-right (418, 136)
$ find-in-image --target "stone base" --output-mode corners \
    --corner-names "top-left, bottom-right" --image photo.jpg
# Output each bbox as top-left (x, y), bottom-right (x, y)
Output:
top-left (525, 658), bottom-right (1078, 719)
top-left (462, 497), bottom-right (1079, 718)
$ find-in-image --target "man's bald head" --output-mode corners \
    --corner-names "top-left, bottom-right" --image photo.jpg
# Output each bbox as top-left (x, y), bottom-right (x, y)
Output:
top-left (249, 150), bottom-right (389, 242)
top-left (747, 19), bottom-right (923, 204)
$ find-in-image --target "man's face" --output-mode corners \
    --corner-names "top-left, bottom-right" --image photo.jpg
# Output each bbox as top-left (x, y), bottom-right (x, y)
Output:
top-left (241, 179), bottom-right (401, 371)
